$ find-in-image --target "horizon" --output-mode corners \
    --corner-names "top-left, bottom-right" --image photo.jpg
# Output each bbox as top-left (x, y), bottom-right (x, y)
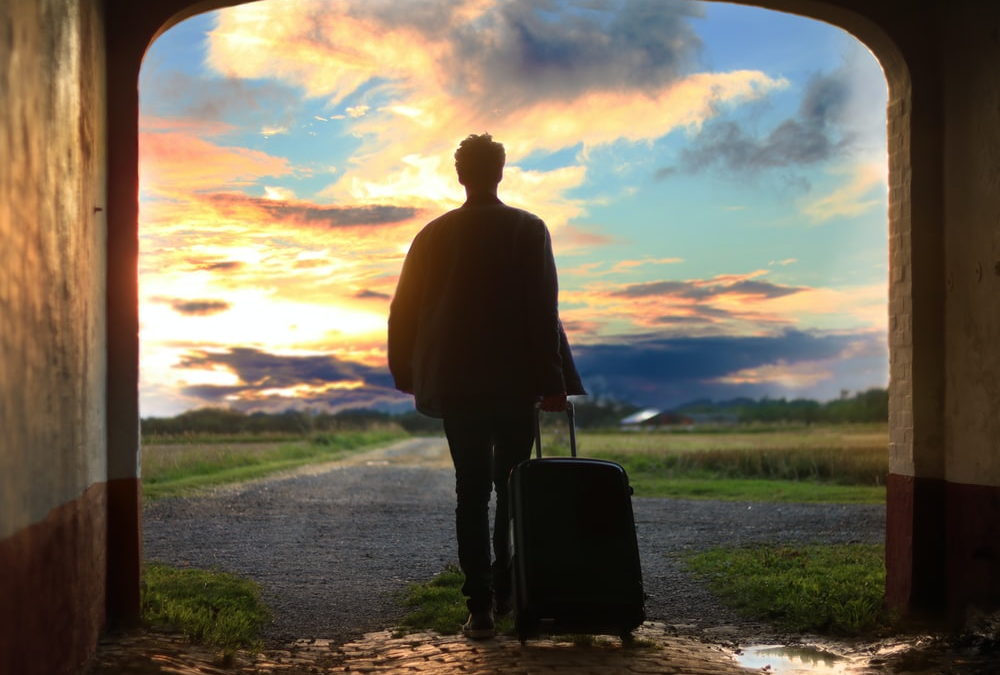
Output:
top-left (138, 0), bottom-right (890, 418)
top-left (139, 385), bottom-right (891, 421)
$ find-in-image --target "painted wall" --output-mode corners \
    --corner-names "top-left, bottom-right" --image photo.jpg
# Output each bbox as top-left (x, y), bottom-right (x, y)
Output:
top-left (0, 0), bottom-right (108, 673)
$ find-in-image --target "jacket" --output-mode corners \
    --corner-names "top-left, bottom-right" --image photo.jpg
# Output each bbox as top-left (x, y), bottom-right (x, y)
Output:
top-left (387, 195), bottom-right (585, 418)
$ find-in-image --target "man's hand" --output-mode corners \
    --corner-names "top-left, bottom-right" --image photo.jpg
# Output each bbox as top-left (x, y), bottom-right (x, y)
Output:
top-left (540, 394), bottom-right (567, 412)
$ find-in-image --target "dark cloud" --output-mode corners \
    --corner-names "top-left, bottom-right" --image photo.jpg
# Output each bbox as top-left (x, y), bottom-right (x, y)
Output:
top-left (190, 260), bottom-right (243, 272)
top-left (448, 0), bottom-right (704, 108)
top-left (612, 278), bottom-right (804, 301)
top-left (170, 299), bottom-right (232, 316)
top-left (653, 166), bottom-right (677, 181)
top-left (178, 347), bottom-right (396, 390)
top-left (176, 347), bottom-right (405, 412)
top-left (171, 330), bottom-right (886, 414)
top-left (355, 289), bottom-right (391, 300)
top-left (206, 193), bottom-right (417, 227)
top-left (668, 69), bottom-right (854, 178)
top-left (571, 330), bottom-right (887, 408)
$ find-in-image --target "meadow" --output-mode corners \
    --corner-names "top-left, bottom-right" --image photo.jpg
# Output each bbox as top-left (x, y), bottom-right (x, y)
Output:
top-left (543, 423), bottom-right (888, 504)
top-left (141, 422), bottom-right (888, 503)
top-left (141, 429), bottom-right (406, 500)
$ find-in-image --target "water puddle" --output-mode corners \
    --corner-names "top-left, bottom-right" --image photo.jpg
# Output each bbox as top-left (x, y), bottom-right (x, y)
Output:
top-left (736, 644), bottom-right (853, 674)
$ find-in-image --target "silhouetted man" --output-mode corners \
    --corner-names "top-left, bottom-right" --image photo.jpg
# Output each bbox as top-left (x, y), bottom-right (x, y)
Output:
top-left (388, 133), bottom-right (584, 639)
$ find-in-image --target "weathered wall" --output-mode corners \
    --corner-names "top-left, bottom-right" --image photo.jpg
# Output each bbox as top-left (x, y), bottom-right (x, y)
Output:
top-left (0, 0), bottom-right (108, 673)
top-left (940, 1), bottom-right (1000, 618)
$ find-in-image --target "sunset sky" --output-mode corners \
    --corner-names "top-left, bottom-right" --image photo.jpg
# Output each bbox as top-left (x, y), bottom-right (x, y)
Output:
top-left (138, 0), bottom-right (890, 418)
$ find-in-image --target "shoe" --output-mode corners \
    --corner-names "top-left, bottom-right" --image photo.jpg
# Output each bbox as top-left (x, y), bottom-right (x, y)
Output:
top-left (462, 611), bottom-right (495, 639)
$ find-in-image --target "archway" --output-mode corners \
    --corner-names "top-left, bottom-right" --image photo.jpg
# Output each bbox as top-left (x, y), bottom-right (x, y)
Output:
top-left (106, 0), bottom-right (926, 626)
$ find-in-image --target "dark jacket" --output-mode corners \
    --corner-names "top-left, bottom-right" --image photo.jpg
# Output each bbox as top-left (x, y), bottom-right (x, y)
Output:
top-left (387, 195), bottom-right (585, 418)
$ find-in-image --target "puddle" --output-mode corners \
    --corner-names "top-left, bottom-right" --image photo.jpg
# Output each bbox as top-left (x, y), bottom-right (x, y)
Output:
top-left (736, 644), bottom-right (853, 674)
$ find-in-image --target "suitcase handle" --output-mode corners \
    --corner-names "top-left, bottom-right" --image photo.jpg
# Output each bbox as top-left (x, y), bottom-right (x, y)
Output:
top-left (533, 399), bottom-right (577, 459)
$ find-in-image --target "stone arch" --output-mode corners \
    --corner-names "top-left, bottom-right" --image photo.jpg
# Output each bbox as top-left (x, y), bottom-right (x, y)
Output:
top-left (104, 0), bottom-right (949, 627)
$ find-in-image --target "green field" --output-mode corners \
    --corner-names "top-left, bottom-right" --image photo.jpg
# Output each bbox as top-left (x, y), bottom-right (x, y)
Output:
top-left (547, 424), bottom-right (888, 503)
top-left (142, 430), bottom-right (406, 500)
top-left (141, 423), bottom-right (888, 503)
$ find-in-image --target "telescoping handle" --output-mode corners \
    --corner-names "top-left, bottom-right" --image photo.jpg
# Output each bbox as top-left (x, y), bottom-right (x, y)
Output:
top-left (533, 399), bottom-right (577, 459)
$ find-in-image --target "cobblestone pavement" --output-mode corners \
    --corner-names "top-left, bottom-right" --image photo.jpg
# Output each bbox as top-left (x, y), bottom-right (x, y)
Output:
top-left (89, 622), bottom-right (761, 674)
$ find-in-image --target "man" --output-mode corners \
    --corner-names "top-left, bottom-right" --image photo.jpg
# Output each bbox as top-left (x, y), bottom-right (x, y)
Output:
top-left (388, 133), bottom-right (584, 639)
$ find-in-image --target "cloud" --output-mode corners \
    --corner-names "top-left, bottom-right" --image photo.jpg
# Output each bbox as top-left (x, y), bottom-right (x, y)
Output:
top-left (207, 0), bottom-right (707, 109)
top-left (187, 259), bottom-right (244, 272)
top-left (156, 332), bottom-right (886, 414)
top-left (205, 192), bottom-right (418, 228)
top-left (610, 275), bottom-right (805, 301)
top-left (665, 43), bottom-right (888, 203)
top-left (354, 289), bottom-right (391, 300)
top-left (204, 0), bottom-right (786, 229)
top-left (676, 69), bottom-right (852, 175)
top-left (166, 299), bottom-right (232, 316)
top-left (801, 160), bottom-right (887, 222)
top-left (570, 329), bottom-right (887, 407)
top-left (560, 271), bottom-right (886, 344)
top-left (140, 126), bottom-right (292, 194)
top-left (171, 347), bottom-right (405, 412)
top-left (139, 65), bottom-right (300, 126)
top-left (179, 347), bottom-right (393, 388)
top-left (445, 0), bottom-right (705, 109)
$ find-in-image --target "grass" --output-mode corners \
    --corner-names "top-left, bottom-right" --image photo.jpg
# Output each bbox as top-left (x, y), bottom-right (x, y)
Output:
top-left (142, 430), bottom-right (406, 499)
top-left (685, 543), bottom-right (894, 636)
top-left (396, 564), bottom-right (477, 636)
top-left (542, 425), bottom-right (888, 503)
top-left (141, 562), bottom-right (270, 654)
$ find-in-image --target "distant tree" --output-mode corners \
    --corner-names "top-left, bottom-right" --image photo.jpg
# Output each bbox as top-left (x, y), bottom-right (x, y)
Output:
top-left (142, 407), bottom-right (249, 436)
top-left (569, 397), bottom-right (640, 429)
top-left (392, 411), bottom-right (444, 434)
top-left (330, 408), bottom-right (392, 430)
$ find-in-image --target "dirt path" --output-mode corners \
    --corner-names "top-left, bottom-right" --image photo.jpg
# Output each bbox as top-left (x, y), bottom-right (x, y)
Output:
top-left (142, 437), bottom-right (885, 648)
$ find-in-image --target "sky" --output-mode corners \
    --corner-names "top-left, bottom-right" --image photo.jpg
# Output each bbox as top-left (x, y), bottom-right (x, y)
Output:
top-left (138, 0), bottom-right (890, 418)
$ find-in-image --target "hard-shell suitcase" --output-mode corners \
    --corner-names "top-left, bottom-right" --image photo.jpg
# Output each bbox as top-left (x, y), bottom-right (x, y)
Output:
top-left (507, 401), bottom-right (645, 642)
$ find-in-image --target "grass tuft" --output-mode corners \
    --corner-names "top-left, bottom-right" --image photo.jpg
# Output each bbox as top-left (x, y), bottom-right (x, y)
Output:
top-left (141, 562), bottom-right (270, 653)
top-left (396, 565), bottom-right (471, 636)
top-left (685, 543), bottom-right (893, 636)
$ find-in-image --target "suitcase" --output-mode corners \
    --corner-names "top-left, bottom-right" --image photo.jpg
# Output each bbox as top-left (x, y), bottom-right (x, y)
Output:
top-left (507, 401), bottom-right (645, 642)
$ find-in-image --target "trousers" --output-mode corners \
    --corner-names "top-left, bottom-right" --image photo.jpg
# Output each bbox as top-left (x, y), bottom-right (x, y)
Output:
top-left (443, 409), bottom-right (534, 613)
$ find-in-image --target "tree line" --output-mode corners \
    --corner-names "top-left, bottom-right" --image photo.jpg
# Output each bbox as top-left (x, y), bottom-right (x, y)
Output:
top-left (676, 387), bottom-right (889, 425)
top-left (141, 388), bottom-right (887, 437)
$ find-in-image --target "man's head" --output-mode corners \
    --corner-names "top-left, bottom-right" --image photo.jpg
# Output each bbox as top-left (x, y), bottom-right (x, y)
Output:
top-left (454, 133), bottom-right (505, 191)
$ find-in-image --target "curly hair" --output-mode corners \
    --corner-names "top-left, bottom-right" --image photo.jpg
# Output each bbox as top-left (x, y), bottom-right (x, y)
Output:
top-left (454, 133), bottom-right (506, 188)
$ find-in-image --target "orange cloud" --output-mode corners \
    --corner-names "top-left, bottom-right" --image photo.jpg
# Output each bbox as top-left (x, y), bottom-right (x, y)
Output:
top-left (558, 270), bottom-right (884, 344)
top-left (140, 128), bottom-right (292, 195)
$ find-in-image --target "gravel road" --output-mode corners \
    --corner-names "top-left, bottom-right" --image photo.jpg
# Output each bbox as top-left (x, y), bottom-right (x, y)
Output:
top-left (143, 437), bottom-right (885, 647)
